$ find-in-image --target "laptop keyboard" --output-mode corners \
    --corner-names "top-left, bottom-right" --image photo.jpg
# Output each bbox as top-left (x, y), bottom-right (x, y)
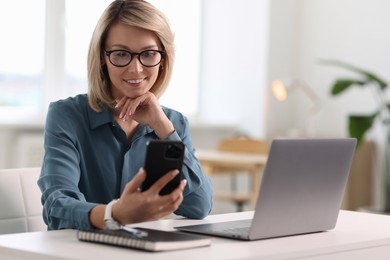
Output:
top-left (176, 219), bottom-right (252, 240)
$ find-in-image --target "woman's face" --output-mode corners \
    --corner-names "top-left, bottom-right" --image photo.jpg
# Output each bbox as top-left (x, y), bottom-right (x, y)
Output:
top-left (104, 23), bottom-right (163, 99)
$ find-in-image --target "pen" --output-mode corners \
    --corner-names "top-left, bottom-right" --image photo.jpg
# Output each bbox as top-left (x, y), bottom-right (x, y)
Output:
top-left (121, 226), bottom-right (148, 238)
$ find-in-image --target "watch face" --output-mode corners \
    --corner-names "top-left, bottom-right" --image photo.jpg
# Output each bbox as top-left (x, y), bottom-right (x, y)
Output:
top-left (105, 219), bottom-right (120, 230)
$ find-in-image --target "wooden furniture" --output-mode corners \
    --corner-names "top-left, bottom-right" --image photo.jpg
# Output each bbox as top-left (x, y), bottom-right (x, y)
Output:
top-left (1, 211), bottom-right (390, 259)
top-left (342, 140), bottom-right (375, 210)
top-left (196, 137), bottom-right (268, 211)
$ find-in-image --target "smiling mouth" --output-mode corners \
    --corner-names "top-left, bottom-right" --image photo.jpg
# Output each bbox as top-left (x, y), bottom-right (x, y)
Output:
top-left (126, 79), bottom-right (144, 84)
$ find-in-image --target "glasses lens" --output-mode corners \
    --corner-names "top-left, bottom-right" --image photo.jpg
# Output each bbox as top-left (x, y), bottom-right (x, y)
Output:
top-left (109, 50), bottom-right (132, 66)
top-left (140, 51), bottom-right (162, 67)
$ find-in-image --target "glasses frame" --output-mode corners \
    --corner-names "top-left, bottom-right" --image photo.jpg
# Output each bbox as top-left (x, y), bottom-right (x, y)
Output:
top-left (104, 49), bottom-right (166, 68)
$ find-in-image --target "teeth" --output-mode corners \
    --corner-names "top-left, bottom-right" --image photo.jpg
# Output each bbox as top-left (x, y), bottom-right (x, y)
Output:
top-left (126, 79), bottom-right (143, 84)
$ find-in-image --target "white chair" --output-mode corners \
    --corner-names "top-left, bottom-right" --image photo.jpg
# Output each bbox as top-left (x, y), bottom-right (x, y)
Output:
top-left (0, 167), bottom-right (47, 234)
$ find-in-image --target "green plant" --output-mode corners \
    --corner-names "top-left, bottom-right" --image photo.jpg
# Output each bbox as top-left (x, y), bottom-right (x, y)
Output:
top-left (322, 60), bottom-right (390, 212)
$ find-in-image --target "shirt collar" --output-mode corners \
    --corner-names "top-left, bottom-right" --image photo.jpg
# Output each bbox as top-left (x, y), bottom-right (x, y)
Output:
top-left (87, 104), bottom-right (113, 130)
top-left (87, 104), bottom-right (155, 136)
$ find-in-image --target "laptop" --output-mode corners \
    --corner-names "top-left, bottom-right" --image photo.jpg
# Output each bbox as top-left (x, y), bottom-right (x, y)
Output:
top-left (175, 138), bottom-right (357, 241)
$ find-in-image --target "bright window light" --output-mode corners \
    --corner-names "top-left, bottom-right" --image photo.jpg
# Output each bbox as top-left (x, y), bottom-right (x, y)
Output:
top-left (0, 0), bottom-right (201, 121)
top-left (0, 0), bottom-right (45, 111)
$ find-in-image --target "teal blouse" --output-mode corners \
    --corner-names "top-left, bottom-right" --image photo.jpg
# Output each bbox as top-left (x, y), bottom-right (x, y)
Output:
top-left (38, 94), bottom-right (213, 230)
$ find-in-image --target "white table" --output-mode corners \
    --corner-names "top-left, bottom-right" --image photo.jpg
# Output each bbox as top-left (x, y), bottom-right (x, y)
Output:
top-left (1, 210), bottom-right (390, 259)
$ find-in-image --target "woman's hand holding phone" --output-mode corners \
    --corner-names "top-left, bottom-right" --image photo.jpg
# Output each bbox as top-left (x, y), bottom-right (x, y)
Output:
top-left (112, 167), bottom-right (187, 225)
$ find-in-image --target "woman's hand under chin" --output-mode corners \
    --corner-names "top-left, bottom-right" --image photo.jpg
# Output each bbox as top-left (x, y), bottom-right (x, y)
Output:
top-left (115, 92), bottom-right (175, 139)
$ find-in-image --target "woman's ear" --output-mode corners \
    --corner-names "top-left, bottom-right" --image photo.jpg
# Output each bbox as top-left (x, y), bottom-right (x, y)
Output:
top-left (160, 58), bottom-right (166, 70)
top-left (100, 50), bottom-right (107, 66)
top-left (101, 57), bottom-right (106, 66)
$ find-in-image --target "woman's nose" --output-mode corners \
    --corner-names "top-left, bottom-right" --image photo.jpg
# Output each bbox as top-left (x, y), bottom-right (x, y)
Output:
top-left (127, 57), bottom-right (143, 72)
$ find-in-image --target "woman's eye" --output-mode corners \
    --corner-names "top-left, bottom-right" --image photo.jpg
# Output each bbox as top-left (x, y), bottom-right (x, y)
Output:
top-left (114, 51), bottom-right (129, 58)
top-left (142, 51), bottom-right (156, 58)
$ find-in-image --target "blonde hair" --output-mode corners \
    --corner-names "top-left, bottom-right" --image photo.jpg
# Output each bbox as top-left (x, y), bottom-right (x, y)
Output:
top-left (87, 0), bottom-right (175, 111)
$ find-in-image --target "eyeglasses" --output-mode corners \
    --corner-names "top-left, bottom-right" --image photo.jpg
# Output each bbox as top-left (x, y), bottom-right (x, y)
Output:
top-left (104, 49), bottom-right (166, 67)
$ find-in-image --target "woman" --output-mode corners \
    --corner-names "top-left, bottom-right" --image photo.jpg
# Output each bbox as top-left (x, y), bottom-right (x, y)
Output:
top-left (38, 0), bottom-right (213, 230)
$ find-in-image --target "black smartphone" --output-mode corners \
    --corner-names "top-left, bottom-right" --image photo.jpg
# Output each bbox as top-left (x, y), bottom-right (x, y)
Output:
top-left (142, 140), bottom-right (185, 195)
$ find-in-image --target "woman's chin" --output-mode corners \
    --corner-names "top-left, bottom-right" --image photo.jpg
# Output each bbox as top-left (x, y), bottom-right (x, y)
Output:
top-left (121, 90), bottom-right (147, 99)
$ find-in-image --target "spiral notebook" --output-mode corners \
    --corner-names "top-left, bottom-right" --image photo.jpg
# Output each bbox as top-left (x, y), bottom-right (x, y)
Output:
top-left (77, 227), bottom-right (211, 252)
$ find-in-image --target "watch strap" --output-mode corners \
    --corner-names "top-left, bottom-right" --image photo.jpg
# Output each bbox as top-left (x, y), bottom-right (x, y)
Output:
top-left (104, 199), bottom-right (120, 229)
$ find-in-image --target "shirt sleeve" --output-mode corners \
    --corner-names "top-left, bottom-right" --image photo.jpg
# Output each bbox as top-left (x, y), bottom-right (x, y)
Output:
top-left (165, 115), bottom-right (213, 219)
top-left (38, 101), bottom-right (96, 230)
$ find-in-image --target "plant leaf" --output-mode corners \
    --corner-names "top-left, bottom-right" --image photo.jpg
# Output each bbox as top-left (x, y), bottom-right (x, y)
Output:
top-left (331, 79), bottom-right (366, 95)
top-left (348, 114), bottom-right (377, 145)
top-left (320, 59), bottom-right (388, 90)
top-left (384, 103), bottom-right (390, 125)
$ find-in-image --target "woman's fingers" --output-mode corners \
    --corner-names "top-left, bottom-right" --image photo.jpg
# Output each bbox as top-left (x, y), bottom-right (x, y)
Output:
top-left (157, 179), bottom-right (187, 211)
top-left (157, 181), bottom-right (186, 217)
top-left (116, 170), bottom-right (186, 224)
top-left (116, 92), bottom-right (157, 122)
top-left (122, 168), bottom-right (146, 194)
top-left (115, 96), bottom-right (127, 111)
top-left (115, 96), bottom-right (126, 107)
top-left (147, 169), bottom-right (180, 194)
top-left (121, 99), bottom-right (132, 121)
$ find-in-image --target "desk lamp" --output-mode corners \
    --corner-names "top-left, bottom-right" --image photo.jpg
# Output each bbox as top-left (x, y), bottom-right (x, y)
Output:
top-left (271, 79), bottom-right (321, 136)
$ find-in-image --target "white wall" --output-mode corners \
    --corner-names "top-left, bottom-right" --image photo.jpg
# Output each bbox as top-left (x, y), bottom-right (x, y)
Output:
top-left (266, 0), bottom-right (390, 139)
top-left (265, 0), bottom-right (390, 208)
top-left (197, 0), bottom-right (390, 142)
top-left (197, 0), bottom-right (269, 139)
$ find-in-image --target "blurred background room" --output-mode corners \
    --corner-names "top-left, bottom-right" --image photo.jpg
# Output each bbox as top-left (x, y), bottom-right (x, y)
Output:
top-left (0, 0), bottom-right (389, 214)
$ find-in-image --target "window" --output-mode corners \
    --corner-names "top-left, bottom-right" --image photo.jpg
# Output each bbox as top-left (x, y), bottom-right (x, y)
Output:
top-left (65, 0), bottom-right (113, 97)
top-left (0, 0), bottom-right (201, 121)
top-left (0, 0), bottom-right (45, 117)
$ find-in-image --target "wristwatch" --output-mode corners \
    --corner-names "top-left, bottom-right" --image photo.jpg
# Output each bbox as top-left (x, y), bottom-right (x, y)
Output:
top-left (104, 199), bottom-right (121, 230)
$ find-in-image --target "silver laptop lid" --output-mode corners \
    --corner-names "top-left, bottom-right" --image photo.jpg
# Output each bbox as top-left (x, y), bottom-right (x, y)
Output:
top-left (249, 138), bottom-right (356, 240)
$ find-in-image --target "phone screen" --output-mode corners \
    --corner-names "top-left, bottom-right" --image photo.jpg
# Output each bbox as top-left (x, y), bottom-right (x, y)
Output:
top-left (142, 140), bottom-right (185, 195)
